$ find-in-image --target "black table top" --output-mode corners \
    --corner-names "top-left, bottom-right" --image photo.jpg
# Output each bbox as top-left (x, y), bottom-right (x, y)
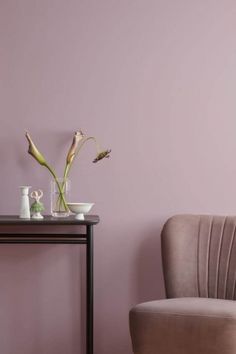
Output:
top-left (0, 215), bottom-right (100, 226)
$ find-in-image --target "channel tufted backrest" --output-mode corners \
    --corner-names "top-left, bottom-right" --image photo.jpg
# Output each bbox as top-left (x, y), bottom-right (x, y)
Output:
top-left (161, 215), bottom-right (236, 300)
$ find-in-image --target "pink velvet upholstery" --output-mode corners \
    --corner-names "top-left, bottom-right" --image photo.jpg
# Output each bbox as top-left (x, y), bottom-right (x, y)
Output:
top-left (129, 215), bottom-right (236, 354)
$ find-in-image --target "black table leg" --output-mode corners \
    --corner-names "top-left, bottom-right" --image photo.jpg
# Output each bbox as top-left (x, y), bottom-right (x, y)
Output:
top-left (86, 225), bottom-right (94, 354)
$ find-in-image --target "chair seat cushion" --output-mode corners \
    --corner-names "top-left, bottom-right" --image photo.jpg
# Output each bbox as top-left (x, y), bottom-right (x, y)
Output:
top-left (129, 297), bottom-right (236, 354)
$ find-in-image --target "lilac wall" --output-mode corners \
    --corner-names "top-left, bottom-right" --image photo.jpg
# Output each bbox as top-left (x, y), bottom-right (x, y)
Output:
top-left (1, 1), bottom-right (236, 353)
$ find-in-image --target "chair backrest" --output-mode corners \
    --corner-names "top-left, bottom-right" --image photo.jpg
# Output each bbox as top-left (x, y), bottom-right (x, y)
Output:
top-left (161, 215), bottom-right (236, 300)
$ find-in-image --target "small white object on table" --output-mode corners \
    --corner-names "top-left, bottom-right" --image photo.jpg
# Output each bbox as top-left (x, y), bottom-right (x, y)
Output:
top-left (67, 203), bottom-right (94, 220)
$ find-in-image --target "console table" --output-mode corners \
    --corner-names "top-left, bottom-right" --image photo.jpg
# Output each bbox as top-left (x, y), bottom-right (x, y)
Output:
top-left (0, 215), bottom-right (99, 354)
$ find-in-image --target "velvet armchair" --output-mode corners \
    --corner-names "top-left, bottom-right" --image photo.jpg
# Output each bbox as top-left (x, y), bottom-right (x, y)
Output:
top-left (129, 215), bottom-right (236, 354)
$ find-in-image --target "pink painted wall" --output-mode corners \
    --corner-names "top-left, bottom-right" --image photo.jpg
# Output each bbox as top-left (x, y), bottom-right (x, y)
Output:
top-left (1, 0), bottom-right (236, 353)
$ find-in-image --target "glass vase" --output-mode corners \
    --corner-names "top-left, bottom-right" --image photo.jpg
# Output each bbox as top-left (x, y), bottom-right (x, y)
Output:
top-left (51, 178), bottom-right (71, 217)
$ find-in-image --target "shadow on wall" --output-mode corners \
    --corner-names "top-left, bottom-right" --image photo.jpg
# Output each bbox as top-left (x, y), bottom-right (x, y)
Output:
top-left (135, 223), bottom-right (165, 304)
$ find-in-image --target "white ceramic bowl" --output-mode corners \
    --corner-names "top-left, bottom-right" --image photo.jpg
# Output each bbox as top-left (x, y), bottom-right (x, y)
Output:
top-left (67, 202), bottom-right (94, 220)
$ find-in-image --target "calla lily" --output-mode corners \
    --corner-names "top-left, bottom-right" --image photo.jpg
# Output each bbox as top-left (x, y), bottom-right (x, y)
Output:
top-left (25, 132), bottom-right (68, 211)
top-left (66, 130), bottom-right (84, 165)
top-left (93, 149), bottom-right (111, 163)
top-left (25, 132), bottom-right (47, 166)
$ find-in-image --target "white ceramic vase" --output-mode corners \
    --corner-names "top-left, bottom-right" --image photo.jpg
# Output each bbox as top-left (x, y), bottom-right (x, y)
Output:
top-left (19, 186), bottom-right (31, 219)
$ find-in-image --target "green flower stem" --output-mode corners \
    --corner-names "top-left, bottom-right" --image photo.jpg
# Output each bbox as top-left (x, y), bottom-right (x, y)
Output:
top-left (63, 163), bottom-right (70, 182)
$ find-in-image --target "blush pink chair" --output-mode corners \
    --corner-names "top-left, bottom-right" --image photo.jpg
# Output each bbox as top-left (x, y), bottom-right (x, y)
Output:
top-left (129, 215), bottom-right (236, 354)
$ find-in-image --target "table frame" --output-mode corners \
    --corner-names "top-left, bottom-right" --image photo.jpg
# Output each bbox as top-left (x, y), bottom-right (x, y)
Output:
top-left (0, 215), bottom-right (99, 354)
